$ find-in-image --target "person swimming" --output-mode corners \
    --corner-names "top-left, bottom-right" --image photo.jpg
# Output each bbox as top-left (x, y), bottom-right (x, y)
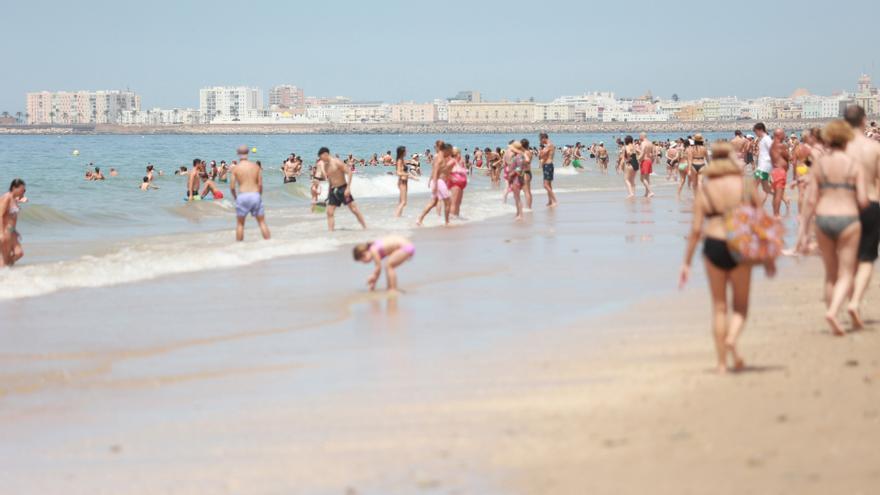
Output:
top-left (353, 235), bottom-right (415, 291)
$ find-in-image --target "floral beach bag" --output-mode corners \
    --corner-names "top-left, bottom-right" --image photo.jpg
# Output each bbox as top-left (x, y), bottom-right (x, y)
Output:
top-left (724, 179), bottom-right (785, 264)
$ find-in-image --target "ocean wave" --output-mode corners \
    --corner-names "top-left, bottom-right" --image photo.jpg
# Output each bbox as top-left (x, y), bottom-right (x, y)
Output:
top-left (0, 232), bottom-right (340, 300)
top-left (17, 204), bottom-right (86, 227)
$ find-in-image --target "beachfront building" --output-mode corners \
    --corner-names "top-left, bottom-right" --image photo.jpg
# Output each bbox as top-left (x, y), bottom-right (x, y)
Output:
top-left (304, 95), bottom-right (352, 107)
top-left (447, 101), bottom-right (536, 123)
top-left (433, 99), bottom-right (449, 122)
top-left (25, 90), bottom-right (141, 124)
top-left (854, 74), bottom-right (880, 116)
top-left (390, 102), bottom-right (437, 123)
top-left (341, 103), bottom-right (391, 123)
top-left (535, 103), bottom-right (576, 122)
top-left (553, 92), bottom-right (617, 122)
top-left (305, 102), bottom-right (390, 123)
top-left (269, 85), bottom-right (305, 115)
top-left (199, 86), bottom-right (263, 123)
top-left (118, 108), bottom-right (201, 125)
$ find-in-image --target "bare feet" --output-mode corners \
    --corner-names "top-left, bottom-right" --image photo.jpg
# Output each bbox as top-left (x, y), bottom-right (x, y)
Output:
top-left (515, 215), bottom-right (523, 221)
top-left (847, 305), bottom-right (865, 330)
top-left (826, 312), bottom-right (846, 337)
top-left (647, 192), bottom-right (655, 198)
top-left (716, 364), bottom-right (728, 374)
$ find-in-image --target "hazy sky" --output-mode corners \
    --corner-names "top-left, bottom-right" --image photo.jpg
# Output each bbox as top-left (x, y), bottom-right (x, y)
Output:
top-left (3, 0), bottom-right (878, 111)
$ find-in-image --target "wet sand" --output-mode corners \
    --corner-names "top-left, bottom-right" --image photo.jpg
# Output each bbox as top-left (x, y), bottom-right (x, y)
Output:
top-left (1, 181), bottom-right (878, 494)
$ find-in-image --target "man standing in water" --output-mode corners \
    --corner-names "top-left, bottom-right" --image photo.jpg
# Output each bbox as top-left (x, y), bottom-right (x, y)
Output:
top-left (539, 133), bottom-right (558, 207)
top-left (186, 158), bottom-right (204, 201)
top-left (318, 147), bottom-right (367, 232)
top-left (844, 105), bottom-right (880, 328)
top-left (417, 141), bottom-right (453, 226)
top-left (769, 128), bottom-right (791, 218)
top-left (753, 123), bottom-right (774, 203)
top-left (230, 146), bottom-right (271, 241)
top-left (637, 132), bottom-right (656, 198)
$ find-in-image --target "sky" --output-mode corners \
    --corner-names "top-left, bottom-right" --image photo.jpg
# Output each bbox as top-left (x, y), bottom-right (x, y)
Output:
top-left (2, 0), bottom-right (879, 112)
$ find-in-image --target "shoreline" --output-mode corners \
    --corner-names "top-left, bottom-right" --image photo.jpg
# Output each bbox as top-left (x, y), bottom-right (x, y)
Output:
top-left (0, 119), bottom-right (832, 136)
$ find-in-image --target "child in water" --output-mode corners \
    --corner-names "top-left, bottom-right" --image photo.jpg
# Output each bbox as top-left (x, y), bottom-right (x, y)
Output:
top-left (353, 235), bottom-right (415, 291)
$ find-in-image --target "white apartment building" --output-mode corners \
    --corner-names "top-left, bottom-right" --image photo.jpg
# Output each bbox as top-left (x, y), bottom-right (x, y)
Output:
top-left (26, 90), bottom-right (140, 124)
top-left (341, 104), bottom-right (391, 123)
top-left (199, 86), bottom-right (263, 123)
top-left (535, 103), bottom-right (575, 122)
top-left (306, 105), bottom-right (346, 123)
top-left (118, 108), bottom-right (201, 125)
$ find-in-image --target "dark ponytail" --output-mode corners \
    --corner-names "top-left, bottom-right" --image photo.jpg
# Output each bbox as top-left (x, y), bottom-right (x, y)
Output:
top-left (9, 178), bottom-right (24, 191)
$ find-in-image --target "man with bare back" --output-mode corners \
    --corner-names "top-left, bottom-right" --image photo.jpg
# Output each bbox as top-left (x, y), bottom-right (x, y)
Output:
top-left (844, 106), bottom-right (880, 327)
top-left (230, 145), bottom-right (271, 241)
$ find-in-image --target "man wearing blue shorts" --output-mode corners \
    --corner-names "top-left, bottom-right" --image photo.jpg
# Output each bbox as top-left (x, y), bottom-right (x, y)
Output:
top-left (539, 132), bottom-right (559, 207)
top-left (230, 145), bottom-right (271, 241)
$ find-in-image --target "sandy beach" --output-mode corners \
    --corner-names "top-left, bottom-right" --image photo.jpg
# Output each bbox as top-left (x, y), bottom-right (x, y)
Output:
top-left (1, 183), bottom-right (878, 494)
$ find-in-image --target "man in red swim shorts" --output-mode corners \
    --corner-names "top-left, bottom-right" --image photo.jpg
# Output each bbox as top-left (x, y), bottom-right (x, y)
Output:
top-left (638, 132), bottom-right (656, 198)
top-left (769, 128), bottom-right (791, 218)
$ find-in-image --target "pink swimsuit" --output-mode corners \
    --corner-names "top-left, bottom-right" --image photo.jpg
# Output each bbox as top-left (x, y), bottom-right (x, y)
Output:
top-left (372, 239), bottom-right (415, 259)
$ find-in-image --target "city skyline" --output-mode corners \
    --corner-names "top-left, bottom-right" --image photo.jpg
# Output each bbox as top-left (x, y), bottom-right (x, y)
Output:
top-left (3, 0), bottom-right (879, 113)
top-left (21, 73), bottom-right (879, 126)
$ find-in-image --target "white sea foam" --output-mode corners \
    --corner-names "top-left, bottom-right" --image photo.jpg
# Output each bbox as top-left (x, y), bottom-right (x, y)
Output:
top-left (0, 184), bottom-right (514, 300)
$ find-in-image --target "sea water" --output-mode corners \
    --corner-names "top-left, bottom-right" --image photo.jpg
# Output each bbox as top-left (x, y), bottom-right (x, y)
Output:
top-left (0, 132), bottom-right (734, 300)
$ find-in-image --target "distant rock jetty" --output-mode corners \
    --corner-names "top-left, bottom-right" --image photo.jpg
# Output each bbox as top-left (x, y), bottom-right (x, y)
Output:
top-left (0, 120), bottom-right (834, 136)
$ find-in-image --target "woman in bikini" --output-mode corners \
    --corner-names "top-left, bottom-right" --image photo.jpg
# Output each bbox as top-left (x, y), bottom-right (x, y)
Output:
top-left (622, 135), bottom-right (638, 198)
top-left (504, 141), bottom-right (526, 221)
top-left (680, 143), bottom-right (775, 373)
top-left (791, 131), bottom-right (813, 215)
top-left (796, 120), bottom-right (869, 336)
top-left (687, 133), bottom-right (708, 192)
top-left (676, 139), bottom-right (691, 197)
top-left (353, 235), bottom-right (415, 292)
top-left (393, 146), bottom-right (410, 217)
top-left (666, 141), bottom-right (679, 182)
top-left (0, 178), bottom-right (27, 267)
top-left (448, 147), bottom-right (468, 218)
top-left (520, 138), bottom-right (534, 210)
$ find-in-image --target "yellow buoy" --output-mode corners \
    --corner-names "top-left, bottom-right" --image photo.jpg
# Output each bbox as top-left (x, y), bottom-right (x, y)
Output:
top-left (251, 147), bottom-right (257, 154)
top-left (73, 149), bottom-right (80, 156)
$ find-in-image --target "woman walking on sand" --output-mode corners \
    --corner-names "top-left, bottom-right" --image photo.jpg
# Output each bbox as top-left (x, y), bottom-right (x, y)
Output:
top-left (679, 143), bottom-right (777, 373)
top-left (687, 133), bottom-right (709, 192)
top-left (676, 139), bottom-right (692, 197)
top-left (394, 146), bottom-right (409, 217)
top-left (796, 120), bottom-right (869, 336)
top-left (623, 135), bottom-right (639, 198)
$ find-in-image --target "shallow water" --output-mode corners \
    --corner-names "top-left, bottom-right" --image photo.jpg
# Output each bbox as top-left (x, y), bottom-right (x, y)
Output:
top-left (0, 132), bottom-right (737, 299)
